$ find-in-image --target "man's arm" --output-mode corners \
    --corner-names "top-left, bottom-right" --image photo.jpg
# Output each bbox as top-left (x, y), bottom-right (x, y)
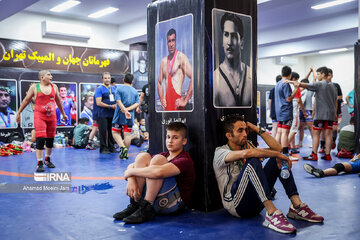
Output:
top-left (16, 84), bottom-right (35, 123)
top-left (116, 99), bottom-right (131, 119)
top-left (247, 121), bottom-right (281, 152)
top-left (136, 92), bottom-right (145, 113)
top-left (124, 163), bottom-right (180, 180)
top-left (176, 54), bottom-right (193, 108)
top-left (157, 60), bottom-right (166, 109)
top-left (298, 94), bottom-right (308, 118)
top-left (96, 97), bottom-right (116, 110)
top-left (286, 84), bottom-right (300, 102)
top-left (126, 103), bottom-right (140, 112)
top-left (54, 85), bottom-right (68, 120)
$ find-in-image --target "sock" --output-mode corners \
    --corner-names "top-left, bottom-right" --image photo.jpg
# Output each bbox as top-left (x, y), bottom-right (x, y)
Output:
top-left (38, 159), bottom-right (43, 165)
top-left (320, 141), bottom-right (325, 149)
top-left (312, 151), bottom-right (316, 155)
top-left (45, 156), bottom-right (50, 161)
top-left (88, 139), bottom-right (93, 144)
top-left (332, 137), bottom-right (336, 142)
top-left (282, 147), bottom-right (289, 155)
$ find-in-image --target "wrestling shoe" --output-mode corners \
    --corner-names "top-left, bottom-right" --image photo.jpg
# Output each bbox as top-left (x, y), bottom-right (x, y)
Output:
top-left (303, 163), bottom-right (324, 177)
top-left (318, 148), bottom-right (325, 154)
top-left (289, 148), bottom-right (300, 154)
top-left (262, 209), bottom-right (296, 234)
top-left (113, 198), bottom-right (140, 220)
top-left (123, 199), bottom-right (155, 224)
top-left (44, 157), bottom-right (55, 168)
top-left (289, 155), bottom-right (299, 161)
top-left (36, 162), bottom-right (44, 172)
top-left (119, 146), bottom-right (128, 159)
top-left (321, 154), bottom-right (332, 161)
top-left (303, 153), bottom-right (318, 161)
top-left (85, 143), bottom-right (95, 150)
top-left (287, 203), bottom-right (324, 223)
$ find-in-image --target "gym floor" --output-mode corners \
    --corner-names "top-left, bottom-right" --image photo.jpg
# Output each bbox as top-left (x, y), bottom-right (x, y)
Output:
top-left (0, 130), bottom-right (359, 240)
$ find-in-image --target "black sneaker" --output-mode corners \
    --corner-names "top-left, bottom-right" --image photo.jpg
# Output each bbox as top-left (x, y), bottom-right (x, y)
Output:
top-left (44, 157), bottom-right (56, 168)
top-left (123, 199), bottom-right (155, 224)
top-left (303, 164), bottom-right (324, 177)
top-left (113, 198), bottom-right (140, 220)
top-left (36, 163), bottom-right (45, 172)
top-left (290, 148), bottom-right (300, 154)
top-left (119, 147), bottom-right (128, 159)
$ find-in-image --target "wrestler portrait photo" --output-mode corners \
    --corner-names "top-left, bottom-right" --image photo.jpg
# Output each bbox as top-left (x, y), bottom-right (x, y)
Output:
top-left (131, 50), bottom-right (148, 91)
top-left (155, 14), bottom-right (194, 112)
top-left (0, 79), bottom-right (17, 128)
top-left (212, 9), bottom-right (253, 108)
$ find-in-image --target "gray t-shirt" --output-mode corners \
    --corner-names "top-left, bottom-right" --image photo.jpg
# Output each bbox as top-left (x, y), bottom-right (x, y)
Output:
top-left (301, 89), bottom-right (314, 111)
top-left (307, 80), bottom-right (337, 121)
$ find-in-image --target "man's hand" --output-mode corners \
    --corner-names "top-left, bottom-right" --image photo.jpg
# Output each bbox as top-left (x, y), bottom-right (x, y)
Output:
top-left (124, 169), bottom-right (133, 181)
top-left (111, 104), bottom-right (116, 110)
top-left (63, 115), bottom-right (69, 121)
top-left (126, 178), bottom-right (140, 200)
top-left (275, 152), bottom-right (292, 171)
top-left (175, 98), bottom-right (187, 108)
top-left (125, 111), bottom-right (131, 119)
top-left (246, 121), bottom-right (258, 133)
top-left (136, 106), bottom-right (141, 114)
top-left (160, 98), bottom-right (167, 109)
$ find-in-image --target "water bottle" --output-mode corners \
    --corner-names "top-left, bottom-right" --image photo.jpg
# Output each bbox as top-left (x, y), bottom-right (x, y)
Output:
top-left (280, 161), bottom-right (290, 179)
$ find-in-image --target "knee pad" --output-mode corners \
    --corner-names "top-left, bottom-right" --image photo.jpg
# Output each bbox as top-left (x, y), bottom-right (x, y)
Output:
top-left (332, 163), bottom-right (345, 174)
top-left (45, 138), bottom-right (54, 148)
top-left (36, 138), bottom-right (46, 150)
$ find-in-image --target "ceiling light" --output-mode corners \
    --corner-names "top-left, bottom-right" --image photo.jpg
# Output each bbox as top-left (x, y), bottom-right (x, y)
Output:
top-left (88, 7), bottom-right (119, 18)
top-left (311, 0), bottom-right (354, 10)
top-left (258, 0), bottom-right (271, 4)
top-left (319, 48), bottom-right (348, 54)
top-left (50, 0), bottom-right (80, 12)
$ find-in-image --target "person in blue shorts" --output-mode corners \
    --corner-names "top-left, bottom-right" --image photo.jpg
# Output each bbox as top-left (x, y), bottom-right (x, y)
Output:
top-left (304, 154), bottom-right (360, 177)
top-left (113, 122), bottom-right (196, 224)
top-left (111, 73), bottom-right (140, 159)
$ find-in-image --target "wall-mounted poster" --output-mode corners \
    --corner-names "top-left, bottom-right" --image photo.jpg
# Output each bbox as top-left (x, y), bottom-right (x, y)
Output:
top-left (155, 14), bottom-right (194, 112)
top-left (53, 82), bottom-right (77, 127)
top-left (131, 50), bottom-right (148, 91)
top-left (0, 79), bottom-right (17, 128)
top-left (79, 83), bottom-right (101, 126)
top-left (212, 9), bottom-right (252, 108)
top-left (20, 80), bottom-right (39, 128)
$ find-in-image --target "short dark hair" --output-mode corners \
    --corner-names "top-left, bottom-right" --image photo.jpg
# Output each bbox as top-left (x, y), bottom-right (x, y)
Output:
top-left (316, 66), bottom-right (329, 77)
top-left (350, 116), bottom-right (355, 125)
top-left (138, 55), bottom-right (146, 63)
top-left (291, 72), bottom-right (300, 80)
top-left (58, 84), bottom-right (66, 90)
top-left (167, 28), bottom-right (176, 38)
top-left (220, 13), bottom-right (244, 38)
top-left (111, 78), bottom-right (116, 84)
top-left (0, 86), bottom-right (11, 94)
top-left (79, 117), bottom-right (89, 124)
top-left (328, 68), bottom-right (333, 74)
top-left (166, 122), bottom-right (187, 138)
top-left (300, 78), bottom-right (309, 83)
top-left (276, 75), bottom-right (282, 82)
top-left (222, 114), bottom-right (245, 134)
top-left (281, 66), bottom-right (292, 77)
top-left (123, 73), bottom-right (134, 84)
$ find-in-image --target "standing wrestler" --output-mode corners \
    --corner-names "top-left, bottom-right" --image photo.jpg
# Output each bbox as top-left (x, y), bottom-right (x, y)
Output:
top-left (157, 28), bottom-right (193, 111)
top-left (16, 70), bottom-right (67, 172)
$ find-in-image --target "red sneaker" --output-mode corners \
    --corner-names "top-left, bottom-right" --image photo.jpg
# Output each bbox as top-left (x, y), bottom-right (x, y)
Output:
top-left (321, 154), bottom-right (332, 161)
top-left (287, 203), bottom-right (324, 223)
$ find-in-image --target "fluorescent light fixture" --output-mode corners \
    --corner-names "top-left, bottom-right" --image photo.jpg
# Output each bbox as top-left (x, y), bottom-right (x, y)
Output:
top-left (319, 48), bottom-right (348, 54)
top-left (258, 0), bottom-right (271, 4)
top-left (311, 0), bottom-right (354, 10)
top-left (88, 7), bottom-right (119, 18)
top-left (50, 0), bottom-right (80, 12)
top-left (42, 21), bottom-right (92, 42)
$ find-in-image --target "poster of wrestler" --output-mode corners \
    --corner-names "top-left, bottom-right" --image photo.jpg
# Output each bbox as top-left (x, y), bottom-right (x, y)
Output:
top-left (79, 83), bottom-right (101, 126)
top-left (212, 9), bottom-right (252, 108)
top-left (155, 14), bottom-right (194, 112)
top-left (52, 82), bottom-right (77, 127)
top-left (131, 50), bottom-right (148, 91)
top-left (20, 80), bottom-right (39, 128)
top-left (0, 79), bottom-right (17, 128)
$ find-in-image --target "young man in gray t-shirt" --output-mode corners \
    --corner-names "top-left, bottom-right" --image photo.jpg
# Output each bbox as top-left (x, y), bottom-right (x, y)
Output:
top-left (288, 67), bottom-right (337, 161)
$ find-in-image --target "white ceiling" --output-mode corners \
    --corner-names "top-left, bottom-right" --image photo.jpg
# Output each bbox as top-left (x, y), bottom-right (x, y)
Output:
top-left (0, 0), bottom-right (358, 58)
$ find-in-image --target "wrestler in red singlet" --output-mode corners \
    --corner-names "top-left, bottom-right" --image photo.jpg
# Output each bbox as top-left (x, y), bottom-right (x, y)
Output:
top-left (34, 83), bottom-right (57, 138)
top-left (165, 50), bottom-right (184, 111)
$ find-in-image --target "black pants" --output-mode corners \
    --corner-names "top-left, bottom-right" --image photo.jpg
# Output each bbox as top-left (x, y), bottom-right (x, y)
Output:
top-left (97, 117), bottom-right (115, 152)
top-left (231, 157), bottom-right (299, 217)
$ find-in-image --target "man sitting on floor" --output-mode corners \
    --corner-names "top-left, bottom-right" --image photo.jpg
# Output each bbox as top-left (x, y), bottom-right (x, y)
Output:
top-left (113, 122), bottom-right (196, 223)
top-left (213, 114), bottom-right (324, 234)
